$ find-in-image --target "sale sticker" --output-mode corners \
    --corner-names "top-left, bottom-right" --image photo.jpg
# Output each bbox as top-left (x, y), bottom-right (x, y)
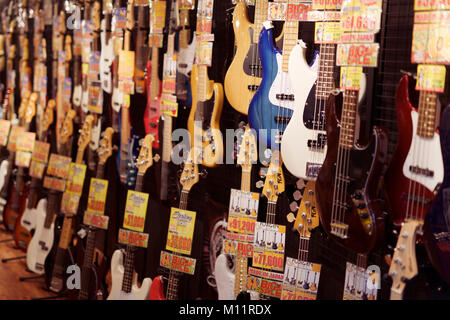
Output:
top-left (29, 161), bottom-right (47, 179)
top-left (315, 22), bottom-right (341, 44)
top-left (160, 250), bottom-right (196, 275)
top-left (196, 18), bottom-right (213, 35)
top-left (267, 2), bottom-right (311, 21)
top-left (61, 163), bottom-right (87, 215)
top-left (248, 266), bottom-right (285, 282)
top-left (161, 99), bottom-right (178, 117)
top-left (223, 239), bottom-right (253, 258)
top-left (0, 119), bottom-right (11, 146)
top-left (88, 81), bottom-right (103, 114)
top-left (228, 189), bottom-right (259, 234)
top-left (416, 64), bottom-right (446, 92)
top-left (118, 228), bottom-right (149, 248)
top-left (15, 151), bottom-right (32, 168)
top-left (336, 43), bottom-right (379, 67)
top-left (281, 258), bottom-right (321, 300)
top-left (123, 190), bottom-right (149, 232)
top-left (46, 154), bottom-right (72, 178)
top-left (340, 32), bottom-right (375, 43)
top-left (150, 1), bottom-right (167, 34)
top-left (118, 51), bottom-right (135, 78)
top-left (411, 23), bottom-right (450, 64)
top-left (7, 126), bottom-right (25, 152)
top-left (166, 207), bottom-right (196, 255)
top-left (226, 231), bottom-right (254, 243)
top-left (414, 10), bottom-right (450, 24)
top-left (343, 262), bottom-right (379, 300)
top-left (414, 0), bottom-right (450, 11)
top-left (43, 176), bottom-right (66, 192)
top-left (340, 66), bottom-right (363, 90)
top-left (247, 274), bottom-right (283, 298)
top-left (340, 0), bottom-right (382, 33)
top-left (87, 178), bottom-right (109, 215)
top-left (252, 223), bottom-right (286, 272)
top-left (178, 0), bottom-right (195, 10)
top-left (307, 10), bottom-right (342, 21)
top-left (195, 42), bottom-right (213, 66)
top-left (113, 8), bottom-right (127, 30)
top-left (149, 34), bottom-right (164, 48)
top-left (83, 211), bottom-right (109, 230)
top-left (16, 132), bottom-right (36, 153)
top-left (312, 0), bottom-right (343, 10)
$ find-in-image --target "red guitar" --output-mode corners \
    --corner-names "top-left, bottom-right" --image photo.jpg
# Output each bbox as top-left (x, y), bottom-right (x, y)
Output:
top-left (149, 151), bottom-right (199, 300)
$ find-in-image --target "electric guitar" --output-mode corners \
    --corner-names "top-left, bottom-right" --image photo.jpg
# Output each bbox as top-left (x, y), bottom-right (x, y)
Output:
top-left (215, 127), bottom-right (258, 300)
top-left (72, 0), bottom-right (84, 113)
top-left (315, 88), bottom-right (388, 254)
top-left (26, 108), bottom-right (76, 275)
top-left (188, 0), bottom-right (224, 168)
top-left (107, 134), bottom-right (156, 300)
top-left (100, 0), bottom-right (114, 94)
top-left (45, 115), bottom-right (94, 293)
top-left (111, 0), bottom-right (125, 127)
top-left (387, 76), bottom-right (444, 299)
top-left (176, 6), bottom-right (195, 103)
top-left (424, 105), bottom-right (450, 285)
top-left (149, 150), bottom-right (199, 300)
top-left (224, 0), bottom-right (269, 115)
top-left (248, 20), bottom-right (291, 150)
top-left (76, 127), bottom-right (115, 300)
top-left (143, 0), bottom-right (162, 148)
top-left (80, 0), bottom-right (93, 114)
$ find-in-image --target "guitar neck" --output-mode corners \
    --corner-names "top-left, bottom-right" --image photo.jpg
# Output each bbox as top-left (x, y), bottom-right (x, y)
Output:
top-left (297, 236), bottom-right (310, 262)
top-left (417, 91), bottom-right (438, 139)
top-left (316, 44), bottom-right (336, 100)
top-left (281, 20), bottom-right (298, 72)
top-left (197, 65), bottom-right (208, 101)
top-left (166, 269), bottom-right (180, 300)
top-left (241, 168), bottom-right (252, 192)
top-left (150, 46), bottom-right (160, 101)
top-left (253, 0), bottom-right (268, 44)
top-left (339, 90), bottom-right (358, 150)
top-left (266, 201), bottom-right (277, 224)
top-left (79, 228), bottom-right (97, 299)
top-left (121, 244), bottom-right (137, 293)
top-left (179, 9), bottom-right (190, 49)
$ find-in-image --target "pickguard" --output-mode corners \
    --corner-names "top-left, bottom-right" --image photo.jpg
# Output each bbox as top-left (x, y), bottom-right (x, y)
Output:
top-left (194, 92), bottom-right (216, 131)
top-left (268, 54), bottom-right (296, 111)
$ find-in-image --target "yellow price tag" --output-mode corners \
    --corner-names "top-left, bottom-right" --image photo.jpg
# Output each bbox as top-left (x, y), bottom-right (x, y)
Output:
top-left (123, 190), bottom-right (149, 232)
top-left (315, 22), bottom-right (341, 44)
top-left (166, 207), bottom-right (196, 255)
top-left (340, 66), bottom-right (363, 90)
top-left (416, 64), bottom-right (446, 93)
top-left (87, 178), bottom-right (109, 215)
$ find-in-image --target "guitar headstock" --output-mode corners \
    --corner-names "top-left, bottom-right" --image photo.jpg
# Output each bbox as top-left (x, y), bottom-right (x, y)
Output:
top-left (60, 109), bottom-right (77, 144)
top-left (136, 134), bottom-right (158, 175)
top-left (22, 37), bottom-right (29, 60)
top-left (65, 35), bottom-right (72, 63)
top-left (294, 181), bottom-right (319, 238)
top-left (103, 0), bottom-right (113, 14)
top-left (42, 99), bottom-right (56, 132)
top-left (98, 127), bottom-right (115, 165)
top-left (262, 151), bottom-right (285, 203)
top-left (18, 91), bottom-right (30, 120)
top-left (24, 92), bottom-right (38, 125)
top-left (126, 0), bottom-right (135, 31)
top-left (180, 151), bottom-right (199, 192)
top-left (388, 220), bottom-right (422, 300)
top-left (92, 1), bottom-right (101, 32)
top-left (237, 126), bottom-right (257, 173)
top-left (77, 115), bottom-right (94, 154)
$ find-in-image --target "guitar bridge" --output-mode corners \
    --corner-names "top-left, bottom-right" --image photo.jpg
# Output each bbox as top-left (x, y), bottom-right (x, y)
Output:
top-left (331, 222), bottom-right (349, 239)
top-left (305, 163), bottom-right (321, 178)
top-left (409, 165), bottom-right (434, 177)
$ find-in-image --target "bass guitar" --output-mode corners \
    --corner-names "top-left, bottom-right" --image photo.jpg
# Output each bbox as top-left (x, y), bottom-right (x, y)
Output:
top-left (387, 75), bottom-right (444, 299)
top-left (149, 150), bottom-right (199, 300)
top-left (26, 108), bottom-right (76, 275)
top-left (107, 134), bottom-right (156, 300)
top-left (100, 0), bottom-right (114, 94)
top-left (215, 127), bottom-right (258, 300)
top-left (424, 105), bottom-right (450, 285)
top-left (176, 6), bottom-right (195, 103)
top-left (315, 88), bottom-right (388, 254)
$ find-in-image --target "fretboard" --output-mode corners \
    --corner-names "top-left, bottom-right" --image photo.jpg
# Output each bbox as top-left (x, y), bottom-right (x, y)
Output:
top-left (297, 236), bottom-right (310, 262)
top-left (281, 20), bottom-right (299, 72)
top-left (150, 47), bottom-right (160, 101)
top-left (197, 65), bottom-right (208, 102)
top-left (339, 90), bottom-right (358, 149)
top-left (356, 253), bottom-right (367, 269)
top-left (266, 201), bottom-right (277, 224)
top-left (253, 0), bottom-right (268, 44)
top-left (417, 91), bottom-right (438, 138)
top-left (79, 229), bottom-right (96, 299)
top-left (179, 10), bottom-right (190, 49)
top-left (166, 270), bottom-right (180, 300)
top-left (241, 169), bottom-right (251, 192)
top-left (162, 114), bottom-right (173, 163)
top-left (121, 245), bottom-right (136, 293)
top-left (316, 44), bottom-right (336, 99)
top-left (179, 190), bottom-right (189, 210)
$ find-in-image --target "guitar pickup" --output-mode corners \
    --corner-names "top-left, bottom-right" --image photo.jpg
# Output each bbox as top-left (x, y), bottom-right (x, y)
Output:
top-left (275, 94), bottom-right (294, 101)
top-left (307, 133), bottom-right (326, 149)
top-left (305, 162), bottom-right (321, 178)
top-left (274, 116), bottom-right (291, 123)
top-left (247, 85), bottom-right (259, 91)
top-left (330, 222), bottom-right (349, 239)
top-left (409, 165), bottom-right (434, 177)
top-left (249, 64), bottom-right (262, 70)
top-left (179, 63), bottom-right (188, 68)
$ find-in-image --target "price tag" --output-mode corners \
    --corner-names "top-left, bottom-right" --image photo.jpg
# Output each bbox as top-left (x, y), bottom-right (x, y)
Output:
top-left (61, 163), bottom-right (87, 215)
top-left (0, 119), bottom-right (11, 146)
top-left (315, 22), bottom-right (341, 44)
top-left (123, 190), bottom-right (149, 232)
top-left (196, 18), bottom-right (213, 35)
top-left (228, 189), bottom-right (259, 234)
top-left (223, 239), bottom-right (253, 257)
top-left (414, 10), bottom-right (450, 24)
top-left (31, 141), bottom-right (50, 163)
top-left (118, 228), bottom-right (149, 248)
top-left (83, 211), bottom-right (109, 230)
top-left (307, 10), bottom-right (342, 21)
top-left (336, 43), bottom-right (379, 67)
top-left (16, 132), bottom-right (36, 153)
top-left (343, 262), bottom-right (379, 300)
top-left (118, 51), bottom-right (135, 95)
top-left (135, 0), bottom-right (149, 5)
top-left (7, 126), bottom-right (25, 152)
top-left (166, 207), bottom-right (196, 255)
top-left (416, 64), bottom-right (446, 93)
top-left (160, 250), bottom-right (196, 275)
top-left (149, 34), bottom-right (164, 48)
top-left (15, 151), bottom-right (32, 168)
top-left (246, 275), bottom-right (283, 298)
top-left (46, 154), bottom-right (72, 178)
top-left (113, 8), bottom-right (127, 31)
top-left (267, 2), bottom-right (311, 21)
top-left (340, 32), bottom-right (375, 43)
top-left (88, 51), bottom-right (101, 77)
top-left (340, 0), bottom-right (382, 33)
top-left (312, 0), bottom-right (343, 10)
top-left (195, 42), bottom-right (213, 66)
top-left (178, 0), bottom-right (195, 10)
top-left (43, 176), bottom-right (67, 192)
top-left (412, 23), bottom-right (450, 64)
top-left (161, 99), bottom-right (178, 117)
top-left (86, 178), bottom-right (109, 215)
top-left (150, 1), bottom-right (166, 34)
top-left (281, 258), bottom-right (321, 300)
top-left (29, 161), bottom-right (47, 179)
top-left (88, 81), bottom-right (103, 114)
top-left (252, 222), bottom-right (286, 272)
top-left (340, 66), bottom-right (363, 90)
top-left (414, 0), bottom-right (450, 11)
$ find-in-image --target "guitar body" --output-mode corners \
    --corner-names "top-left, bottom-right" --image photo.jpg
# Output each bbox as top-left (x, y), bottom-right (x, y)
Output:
top-left (316, 92), bottom-right (388, 254)
top-left (188, 64), bottom-right (224, 167)
top-left (100, 19), bottom-right (113, 93)
top-left (424, 105), bottom-right (450, 285)
top-left (26, 198), bottom-right (54, 275)
top-left (107, 249), bottom-right (152, 300)
top-left (149, 275), bottom-right (165, 300)
top-left (143, 59), bottom-right (161, 149)
top-left (4, 183), bottom-right (28, 233)
top-left (13, 197), bottom-right (33, 250)
top-left (248, 25), bottom-right (291, 149)
top-left (0, 158), bottom-right (8, 193)
top-left (385, 75), bottom-right (443, 226)
top-left (224, 2), bottom-right (260, 115)
top-left (214, 253), bottom-right (236, 300)
top-left (177, 33), bottom-right (196, 79)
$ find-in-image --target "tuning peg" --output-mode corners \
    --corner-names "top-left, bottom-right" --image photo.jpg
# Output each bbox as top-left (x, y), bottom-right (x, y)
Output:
top-left (153, 154), bottom-right (160, 163)
top-left (256, 180), bottom-right (264, 189)
top-left (289, 202), bottom-right (298, 212)
top-left (199, 169), bottom-right (208, 178)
